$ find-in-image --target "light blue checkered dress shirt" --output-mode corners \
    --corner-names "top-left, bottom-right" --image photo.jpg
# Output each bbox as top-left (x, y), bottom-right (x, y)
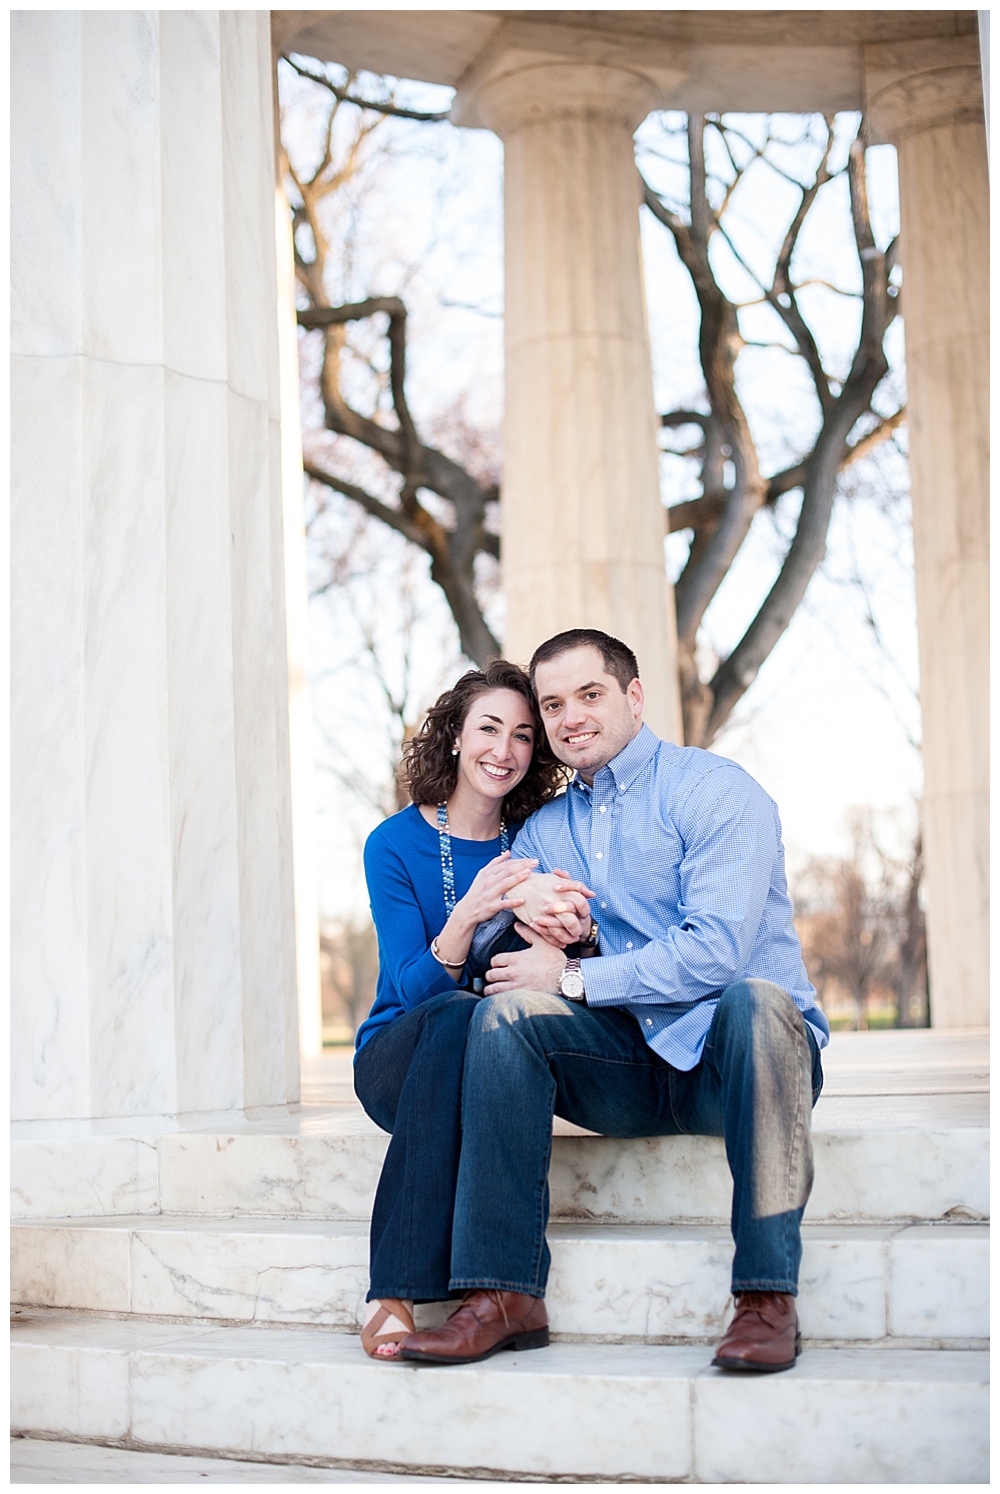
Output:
top-left (474, 724), bottom-right (828, 1071)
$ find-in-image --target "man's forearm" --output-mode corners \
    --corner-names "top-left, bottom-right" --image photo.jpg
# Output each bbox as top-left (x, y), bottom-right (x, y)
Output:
top-left (582, 930), bottom-right (748, 1010)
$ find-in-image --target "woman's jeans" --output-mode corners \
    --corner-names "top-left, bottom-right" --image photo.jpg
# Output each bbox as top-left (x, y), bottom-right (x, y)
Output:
top-left (354, 979), bottom-right (823, 1303)
top-left (354, 989), bottom-right (481, 1302)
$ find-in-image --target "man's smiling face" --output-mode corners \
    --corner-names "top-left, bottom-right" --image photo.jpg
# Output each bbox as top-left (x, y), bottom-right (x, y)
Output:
top-left (533, 645), bottom-right (644, 783)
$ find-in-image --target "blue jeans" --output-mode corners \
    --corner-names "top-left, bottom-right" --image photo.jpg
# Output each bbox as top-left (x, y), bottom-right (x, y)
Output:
top-left (354, 989), bottom-right (481, 1302)
top-left (355, 980), bottom-right (822, 1302)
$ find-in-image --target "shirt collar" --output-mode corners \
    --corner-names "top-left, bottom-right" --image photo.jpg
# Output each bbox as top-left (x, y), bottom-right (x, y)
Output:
top-left (571, 722), bottom-right (662, 796)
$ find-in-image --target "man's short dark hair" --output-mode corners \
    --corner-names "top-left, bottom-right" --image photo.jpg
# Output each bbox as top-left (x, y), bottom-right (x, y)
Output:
top-left (529, 629), bottom-right (639, 695)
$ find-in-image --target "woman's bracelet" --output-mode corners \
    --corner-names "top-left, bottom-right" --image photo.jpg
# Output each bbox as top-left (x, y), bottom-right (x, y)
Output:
top-left (431, 937), bottom-right (466, 970)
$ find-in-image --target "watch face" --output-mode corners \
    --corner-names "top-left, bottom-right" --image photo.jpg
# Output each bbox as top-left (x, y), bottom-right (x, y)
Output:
top-left (560, 969), bottom-right (585, 1001)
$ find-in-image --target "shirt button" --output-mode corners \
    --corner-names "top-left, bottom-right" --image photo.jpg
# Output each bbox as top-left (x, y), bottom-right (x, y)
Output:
top-left (595, 851), bottom-right (603, 860)
top-left (600, 901), bottom-right (607, 910)
top-left (646, 1018), bottom-right (653, 1027)
top-left (599, 805), bottom-right (606, 813)
top-left (626, 942), bottom-right (633, 949)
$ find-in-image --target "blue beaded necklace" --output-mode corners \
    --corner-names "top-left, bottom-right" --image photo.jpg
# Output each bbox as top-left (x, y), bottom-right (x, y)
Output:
top-left (437, 802), bottom-right (508, 917)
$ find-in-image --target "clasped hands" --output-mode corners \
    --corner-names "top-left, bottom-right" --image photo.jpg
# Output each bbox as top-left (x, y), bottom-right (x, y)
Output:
top-left (439, 853), bottom-right (595, 998)
top-left (485, 863), bottom-right (595, 999)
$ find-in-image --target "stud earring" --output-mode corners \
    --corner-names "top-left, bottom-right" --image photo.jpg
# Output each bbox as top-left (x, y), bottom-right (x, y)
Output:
top-left (451, 747), bottom-right (459, 756)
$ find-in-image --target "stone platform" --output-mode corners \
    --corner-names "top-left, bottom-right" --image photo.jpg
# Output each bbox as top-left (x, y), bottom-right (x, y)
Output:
top-left (11, 1029), bottom-right (990, 1482)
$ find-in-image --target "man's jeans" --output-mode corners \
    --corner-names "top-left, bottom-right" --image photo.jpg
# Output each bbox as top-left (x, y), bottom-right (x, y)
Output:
top-left (354, 980), bottom-right (823, 1303)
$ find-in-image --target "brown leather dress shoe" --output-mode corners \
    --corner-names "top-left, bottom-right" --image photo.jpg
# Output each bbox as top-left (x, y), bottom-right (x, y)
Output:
top-left (712, 1291), bottom-right (801, 1373)
top-left (400, 1290), bottom-right (549, 1365)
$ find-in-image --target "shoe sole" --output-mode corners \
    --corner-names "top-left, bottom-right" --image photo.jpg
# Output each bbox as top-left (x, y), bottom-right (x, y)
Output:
top-left (712, 1334), bottom-right (802, 1374)
top-left (399, 1326), bottom-right (550, 1365)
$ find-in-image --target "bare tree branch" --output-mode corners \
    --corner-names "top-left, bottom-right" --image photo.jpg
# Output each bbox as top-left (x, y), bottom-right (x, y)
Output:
top-left (661, 410), bottom-right (710, 430)
top-left (282, 55), bottom-right (451, 122)
top-left (304, 461), bottom-right (426, 548)
top-left (307, 459), bottom-right (500, 667)
top-left (642, 117), bottom-right (775, 740)
top-left (707, 116), bottom-right (763, 218)
top-left (666, 493), bottom-right (727, 533)
top-left (791, 277), bottom-right (863, 298)
top-left (298, 297), bottom-right (406, 327)
top-left (844, 407), bottom-right (907, 463)
top-left (750, 408), bottom-right (908, 512)
top-left (284, 74), bottom-right (502, 671)
top-left (644, 120), bottom-right (767, 670)
top-left (769, 116), bottom-right (839, 413)
top-left (646, 113), bottom-right (902, 745)
top-left (704, 122), bottom-right (897, 742)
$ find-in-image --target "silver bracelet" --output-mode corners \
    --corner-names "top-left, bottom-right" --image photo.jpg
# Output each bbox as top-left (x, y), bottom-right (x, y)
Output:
top-left (431, 937), bottom-right (465, 969)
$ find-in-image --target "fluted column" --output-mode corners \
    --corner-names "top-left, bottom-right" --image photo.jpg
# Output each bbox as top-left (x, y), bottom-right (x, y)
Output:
top-left (866, 38), bottom-right (989, 1026)
top-left (273, 72), bottom-right (323, 1061)
top-left (457, 49), bottom-right (684, 740)
top-left (11, 11), bottom-right (301, 1122)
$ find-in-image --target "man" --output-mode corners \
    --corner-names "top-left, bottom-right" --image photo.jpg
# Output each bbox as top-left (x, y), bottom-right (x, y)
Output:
top-left (401, 628), bottom-right (828, 1373)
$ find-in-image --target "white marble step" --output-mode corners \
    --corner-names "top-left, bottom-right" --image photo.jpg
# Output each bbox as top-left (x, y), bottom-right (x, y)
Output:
top-left (11, 1215), bottom-right (989, 1346)
top-left (12, 1108), bottom-right (989, 1224)
top-left (10, 1435), bottom-right (445, 1484)
top-left (11, 1311), bottom-right (988, 1483)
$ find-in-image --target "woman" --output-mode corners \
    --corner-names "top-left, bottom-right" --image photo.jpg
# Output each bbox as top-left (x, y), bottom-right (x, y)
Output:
top-left (353, 659), bottom-right (576, 1358)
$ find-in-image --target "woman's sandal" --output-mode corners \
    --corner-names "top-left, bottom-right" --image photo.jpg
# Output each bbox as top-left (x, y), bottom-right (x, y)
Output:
top-left (361, 1298), bottom-right (415, 1360)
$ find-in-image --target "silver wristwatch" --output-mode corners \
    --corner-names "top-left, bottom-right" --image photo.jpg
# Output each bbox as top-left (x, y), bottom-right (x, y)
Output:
top-left (558, 958), bottom-right (586, 1003)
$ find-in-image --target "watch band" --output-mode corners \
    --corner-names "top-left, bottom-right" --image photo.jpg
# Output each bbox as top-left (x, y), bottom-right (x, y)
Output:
top-left (579, 919), bottom-right (600, 948)
top-left (558, 957), bottom-right (586, 1003)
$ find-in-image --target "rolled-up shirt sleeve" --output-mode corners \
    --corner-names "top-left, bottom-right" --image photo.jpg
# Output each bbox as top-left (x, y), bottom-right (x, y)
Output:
top-left (583, 769), bottom-right (777, 1009)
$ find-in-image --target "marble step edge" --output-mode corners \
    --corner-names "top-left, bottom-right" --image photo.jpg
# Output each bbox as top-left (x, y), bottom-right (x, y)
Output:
top-left (11, 1124), bottom-right (990, 1224)
top-left (12, 1312), bottom-right (989, 1484)
top-left (10, 1304), bottom-right (990, 1357)
top-left (11, 1217), bottom-right (990, 1345)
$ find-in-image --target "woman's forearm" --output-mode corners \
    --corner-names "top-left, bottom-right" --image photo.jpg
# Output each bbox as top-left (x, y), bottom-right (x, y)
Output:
top-left (432, 855), bottom-right (546, 969)
top-left (431, 904), bottom-right (479, 968)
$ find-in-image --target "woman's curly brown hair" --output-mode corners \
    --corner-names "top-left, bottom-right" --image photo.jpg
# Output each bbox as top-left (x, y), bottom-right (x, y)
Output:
top-left (401, 660), bottom-right (568, 822)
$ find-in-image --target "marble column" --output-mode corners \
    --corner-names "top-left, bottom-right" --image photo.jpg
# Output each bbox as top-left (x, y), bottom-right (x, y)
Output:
top-left (273, 77), bottom-right (323, 1061)
top-left (866, 38), bottom-right (989, 1027)
top-left (456, 37), bottom-right (685, 741)
top-left (11, 10), bottom-right (301, 1123)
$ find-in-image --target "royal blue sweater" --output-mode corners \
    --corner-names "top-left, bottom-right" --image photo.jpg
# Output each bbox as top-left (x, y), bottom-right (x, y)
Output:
top-left (355, 804), bottom-right (519, 1054)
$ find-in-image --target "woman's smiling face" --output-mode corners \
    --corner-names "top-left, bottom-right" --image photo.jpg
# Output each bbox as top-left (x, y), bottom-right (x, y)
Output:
top-left (453, 688), bottom-right (536, 806)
